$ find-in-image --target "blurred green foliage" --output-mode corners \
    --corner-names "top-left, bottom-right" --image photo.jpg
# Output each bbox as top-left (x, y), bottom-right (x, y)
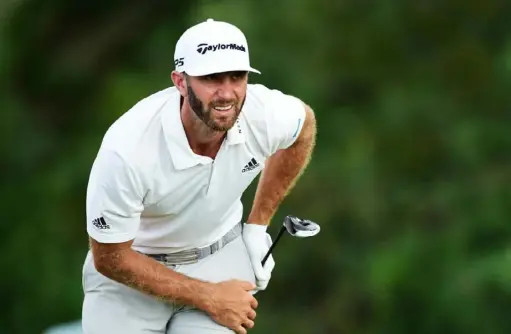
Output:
top-left (2, 0), bottom-right (511, 333)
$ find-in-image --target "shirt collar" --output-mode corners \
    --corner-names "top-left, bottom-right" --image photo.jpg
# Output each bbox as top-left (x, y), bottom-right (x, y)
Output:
top-left (161, 90), bottom-right (246, 170)
top-left (225, 118), bottom-right (246, 145)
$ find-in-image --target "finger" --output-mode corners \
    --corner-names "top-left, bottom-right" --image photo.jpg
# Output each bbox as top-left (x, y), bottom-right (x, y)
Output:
top-left (247, 309), bottom-right (257, 320)
top-left (253, 263), bottom-right (270, 281)
top-left (264, 254), bottom-right (275, 272)
top-left (243, 319), bottom-right (255, 329)
top-left (256, 279), bottom-right (268, 291)
top-left (235, 326), bottom-right (247, 334)
top-left (250, 296), bottom-right (259, 309)
top-left (238, 280), bottom-right (256, 291)
top-left (265, 233), bottom-right (273, 246)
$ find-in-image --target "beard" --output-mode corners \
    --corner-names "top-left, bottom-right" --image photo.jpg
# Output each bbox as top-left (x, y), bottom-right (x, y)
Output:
top-left (187, 84), bottom-right (245, 131)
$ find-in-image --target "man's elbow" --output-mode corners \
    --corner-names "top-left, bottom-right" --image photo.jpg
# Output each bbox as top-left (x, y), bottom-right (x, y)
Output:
top-left (89, 237), bottom-right (133, 276)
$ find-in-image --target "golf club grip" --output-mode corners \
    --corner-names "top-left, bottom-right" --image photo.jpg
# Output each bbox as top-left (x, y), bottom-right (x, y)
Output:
top-left (261, 226), bottom-right (286, 266)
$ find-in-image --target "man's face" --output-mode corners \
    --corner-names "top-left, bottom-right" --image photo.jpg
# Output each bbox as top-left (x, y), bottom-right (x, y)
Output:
top-left (185, 71), bottom-right (248, 131)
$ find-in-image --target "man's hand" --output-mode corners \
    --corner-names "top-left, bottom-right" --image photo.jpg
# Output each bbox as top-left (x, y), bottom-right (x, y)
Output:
top-left (202, 280), bottom-right (259, 334)
top-left (242, 223), bottom-right (276, 291)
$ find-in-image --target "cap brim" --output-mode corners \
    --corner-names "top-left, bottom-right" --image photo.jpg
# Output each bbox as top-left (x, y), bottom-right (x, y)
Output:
top-left (184, 65), bottom-right (261, 76)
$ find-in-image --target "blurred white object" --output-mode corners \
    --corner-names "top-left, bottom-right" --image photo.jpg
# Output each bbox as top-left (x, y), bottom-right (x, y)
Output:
top-left (42, 320), bottom-right (82, 334)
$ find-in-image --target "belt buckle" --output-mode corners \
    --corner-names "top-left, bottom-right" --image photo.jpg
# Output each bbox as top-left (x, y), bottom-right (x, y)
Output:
top-left (164, 248), bottom-right (201, 265)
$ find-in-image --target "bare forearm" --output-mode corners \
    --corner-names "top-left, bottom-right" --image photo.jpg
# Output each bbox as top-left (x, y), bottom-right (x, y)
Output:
top-left (94, 248), bottom-right (211, 309)
top-left (248, 107), bottom-right (316, 226)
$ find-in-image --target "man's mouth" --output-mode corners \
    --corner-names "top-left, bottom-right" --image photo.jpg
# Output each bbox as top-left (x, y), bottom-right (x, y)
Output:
top-left (213, 105), bottom-right (233, 112)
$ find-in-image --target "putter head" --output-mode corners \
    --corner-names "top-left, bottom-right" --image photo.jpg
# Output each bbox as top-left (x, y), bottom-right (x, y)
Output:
top-left (283, 216), bottom-right (320, 238)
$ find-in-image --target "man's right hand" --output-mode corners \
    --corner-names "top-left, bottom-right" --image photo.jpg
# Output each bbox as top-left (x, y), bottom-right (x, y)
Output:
top-left (202, 279), bottom-right (258, 334)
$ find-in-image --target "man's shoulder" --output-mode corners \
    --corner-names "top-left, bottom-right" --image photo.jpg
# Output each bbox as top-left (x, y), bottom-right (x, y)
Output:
top-left (246, 83), bottom-right (279, 104)
top-left (106, 86), bottom-right (177, 134)
top-left (99, 86), bottom-right (178, 163)
top-left (137, 86), bottom-right (179, 107)
top-left (242, 84), bottom-right (306, 155)
top-left (246, 83), bottom-right (302, 110)
top-left (118, 86), bottom-right (178, 124)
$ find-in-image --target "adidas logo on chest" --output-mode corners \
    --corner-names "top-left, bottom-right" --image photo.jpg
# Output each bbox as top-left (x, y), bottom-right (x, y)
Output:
top-left (242, 158), bottom-right (260, 173)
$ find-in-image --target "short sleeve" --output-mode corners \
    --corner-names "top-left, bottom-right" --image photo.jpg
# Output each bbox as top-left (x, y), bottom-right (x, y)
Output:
top-left (263, 88), bottom-right (306, 154)
top-left (86, 149), bottom-right (144, 243)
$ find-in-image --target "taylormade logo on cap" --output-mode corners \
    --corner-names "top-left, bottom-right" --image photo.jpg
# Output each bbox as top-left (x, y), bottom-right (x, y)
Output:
top-left (196, 43), bottom-right (246, 55)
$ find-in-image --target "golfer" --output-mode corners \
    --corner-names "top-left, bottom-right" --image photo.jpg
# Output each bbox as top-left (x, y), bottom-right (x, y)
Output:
top-left (81, 18), bottom-right (317, 334)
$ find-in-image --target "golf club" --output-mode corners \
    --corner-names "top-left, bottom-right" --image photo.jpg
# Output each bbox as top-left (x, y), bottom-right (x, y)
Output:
top-left (261, 215), bottom-right (320, 265)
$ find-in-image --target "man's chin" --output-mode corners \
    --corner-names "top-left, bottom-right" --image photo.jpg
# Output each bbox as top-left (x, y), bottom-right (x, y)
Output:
top-left (209, 122), bottom-right (235, 132)
top-left (211, 115), bottom-right (239, 131)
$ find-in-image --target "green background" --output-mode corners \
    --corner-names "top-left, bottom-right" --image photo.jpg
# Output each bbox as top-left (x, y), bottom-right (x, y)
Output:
top-left (2, 1), bottom-right (511, 333)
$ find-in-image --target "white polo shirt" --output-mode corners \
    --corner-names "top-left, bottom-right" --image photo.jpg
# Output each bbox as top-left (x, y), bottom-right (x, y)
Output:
top-left (86, 84), bottom-right (306, 253)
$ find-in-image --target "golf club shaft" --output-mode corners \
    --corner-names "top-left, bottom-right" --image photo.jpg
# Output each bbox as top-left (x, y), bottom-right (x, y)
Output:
top-left (262, 225), bottom-right (286, 266)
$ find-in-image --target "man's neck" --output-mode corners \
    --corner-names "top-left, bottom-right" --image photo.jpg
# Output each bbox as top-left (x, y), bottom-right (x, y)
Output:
top-left (181, 107), bottom-right (226, 159)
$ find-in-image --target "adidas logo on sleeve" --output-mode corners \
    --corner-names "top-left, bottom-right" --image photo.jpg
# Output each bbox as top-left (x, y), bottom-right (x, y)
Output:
top-left (92, 217), bottom-right (111, 230)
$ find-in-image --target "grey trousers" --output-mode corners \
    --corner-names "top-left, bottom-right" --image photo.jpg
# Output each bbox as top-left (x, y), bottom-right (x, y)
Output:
top-left (81, 236), bottom-right (257, 334)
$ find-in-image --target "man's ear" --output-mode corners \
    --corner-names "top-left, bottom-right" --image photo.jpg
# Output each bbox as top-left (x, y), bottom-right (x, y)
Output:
top-left (171, 71), bottom-right (187, 97)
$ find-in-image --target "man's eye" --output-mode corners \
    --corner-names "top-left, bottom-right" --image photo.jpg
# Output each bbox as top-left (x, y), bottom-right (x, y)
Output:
top-left (231, 72), bottom-right (245, 80)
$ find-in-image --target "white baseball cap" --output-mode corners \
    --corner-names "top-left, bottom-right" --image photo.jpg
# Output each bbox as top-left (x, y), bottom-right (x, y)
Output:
top-left (174, 18), bottom-right (261, 76)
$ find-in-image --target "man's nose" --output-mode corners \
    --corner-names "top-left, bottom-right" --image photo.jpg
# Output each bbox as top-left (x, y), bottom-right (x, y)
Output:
top-left (216, 79), bottom-right (236, 100)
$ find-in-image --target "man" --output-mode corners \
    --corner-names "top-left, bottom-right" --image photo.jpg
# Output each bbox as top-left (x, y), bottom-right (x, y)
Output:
top-left (81, 18), bottom-right (317, 334)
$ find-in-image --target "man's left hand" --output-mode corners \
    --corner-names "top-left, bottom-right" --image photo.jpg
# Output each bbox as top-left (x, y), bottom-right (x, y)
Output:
top-left (242, 223), bottom-right (275, 291)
